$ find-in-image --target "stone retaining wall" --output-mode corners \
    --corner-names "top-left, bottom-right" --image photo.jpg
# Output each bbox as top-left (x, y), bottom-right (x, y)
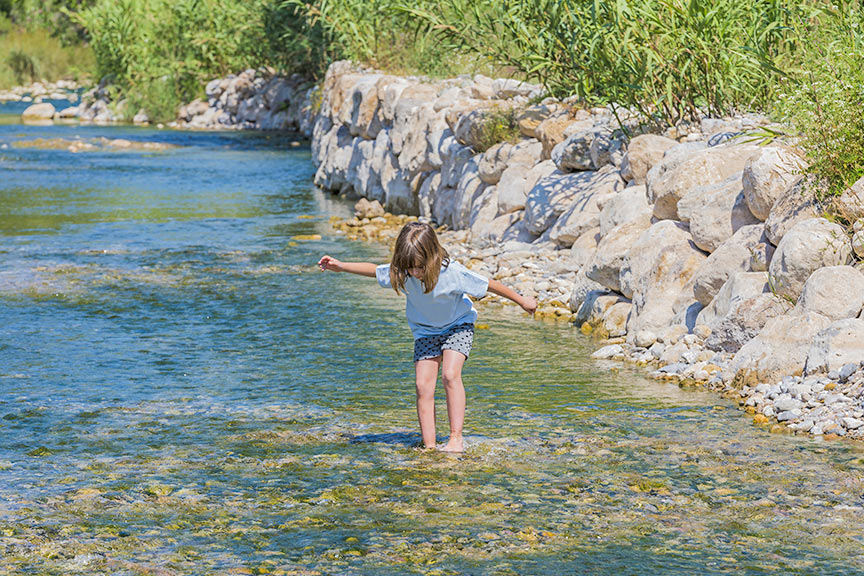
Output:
top-left (311, 61), bottom-right (864, 440)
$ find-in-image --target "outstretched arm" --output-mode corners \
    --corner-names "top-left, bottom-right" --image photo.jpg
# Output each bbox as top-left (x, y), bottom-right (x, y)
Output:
top-left (488, 278), bottom-right (538, 315)
top-left (318, 255), bottom-right (377, 278)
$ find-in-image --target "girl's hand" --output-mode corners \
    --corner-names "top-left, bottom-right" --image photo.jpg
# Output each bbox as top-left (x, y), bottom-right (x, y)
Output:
top-left (318, 255), bottom-right (343, 272)
top-left (520, 296), bottom-right (538, 315)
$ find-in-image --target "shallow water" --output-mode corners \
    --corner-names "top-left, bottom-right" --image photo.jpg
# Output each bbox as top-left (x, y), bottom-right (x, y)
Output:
top-left (1, 112), bottom-right (864, 576)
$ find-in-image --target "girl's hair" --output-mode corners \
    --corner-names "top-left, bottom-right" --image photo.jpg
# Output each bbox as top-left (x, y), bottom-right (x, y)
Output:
top-left (390, 222), bottom-right (450, 294)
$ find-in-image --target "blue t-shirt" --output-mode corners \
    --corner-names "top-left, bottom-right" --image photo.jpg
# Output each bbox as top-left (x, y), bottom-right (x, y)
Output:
top-left (376, 261), bottom-right (490, 339)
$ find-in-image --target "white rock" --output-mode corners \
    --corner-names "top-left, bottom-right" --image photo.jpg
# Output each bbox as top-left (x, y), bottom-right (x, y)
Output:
top-left (768, 218), bottom-right (852, 301)
top-left (742, 146), bottom-right (805, 221)
top-left (804, 318), bottom-right (864, 375)
top-left (585, 213), bottom-right (653, 292)
top-left (763, 178), bottom-right (820, 245)
top-left (548, 166), bottom-right (625, 246)
top-left (22, 102), bottom-right (55, 120)
top-left (691, 224), bottom-right (771, 306)
top-left (677, 171), bottom-right (760, 253)
top-left (592, 344), bottom-right (624, 359)
top-left (647, 142), bottom-right (761, 221)
top-left (619, 134), bottom-right (678, 184)
top-left (795, 266), bottom-right (864, 321)
top-left (598, 184), bottom-right (652, 238)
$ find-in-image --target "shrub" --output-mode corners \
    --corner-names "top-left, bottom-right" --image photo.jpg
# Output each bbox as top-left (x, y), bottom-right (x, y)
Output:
top-left (777, 1), bottom-right (864, 199)
top-left (473, 107), bottom-right (521, 153)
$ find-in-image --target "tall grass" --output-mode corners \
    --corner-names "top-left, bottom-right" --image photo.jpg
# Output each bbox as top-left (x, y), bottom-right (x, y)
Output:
top-left (777, 1), bottom-right (864, 199)
top-left (0, 24), bottom-right (94, 88)
top-left (407, 0), bottom-right (804, 127)
top-left (73, 0), bottom-right (271, 120)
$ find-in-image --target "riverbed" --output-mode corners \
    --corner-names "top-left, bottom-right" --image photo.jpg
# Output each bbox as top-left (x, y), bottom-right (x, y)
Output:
top-left (1, 112), bottom-right (863, 575)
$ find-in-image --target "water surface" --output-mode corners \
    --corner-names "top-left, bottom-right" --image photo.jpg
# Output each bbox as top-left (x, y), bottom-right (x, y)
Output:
top-left (1, 112), bottom-right (863, 575)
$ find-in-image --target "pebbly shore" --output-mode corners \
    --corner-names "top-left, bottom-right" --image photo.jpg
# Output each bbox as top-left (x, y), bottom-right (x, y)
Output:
top-left (312, 60), bottom-right (864, 441)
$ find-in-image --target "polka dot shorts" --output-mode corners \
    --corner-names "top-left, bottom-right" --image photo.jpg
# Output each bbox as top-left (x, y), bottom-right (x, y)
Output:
top-left (413, 323), bottom-right (475, 362)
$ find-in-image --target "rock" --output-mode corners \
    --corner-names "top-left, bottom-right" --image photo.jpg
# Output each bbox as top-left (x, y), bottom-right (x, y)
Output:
top-left (132, 109), bottom-right (150, 124)
top-left (590, 132), bottom-right (625, 169)
top-left (569, 269), bottom-right (609, 313)
top-left (742, 146), bottom-right (805, 220)
top-left (728, 311), bottom-right (832, 383)
top-left (619, 134), bottom-right (678, 184)
top-left (493, 78), bottom-right (540, 99)
top-left (496, 163), bottom-right (532, 214)
top-left (22, 102), bottom-right (55, 120)
top-left (844, 417), bottom-right (864, 430)
top-left (568, 227), bottom-right (602, 269)
top-left (804, 318), bottom-right (864, 375)
top-left (536, 114), bottom-right (593, 159)
top-left (831, 177), bottom-right (864, 222)
top-left (839, 362), bottom-right (858, 382)
top-left (585, 212), bottom-right (653, 292)
top-left (634, 330), bottom-right (657, 348)
top-left (56, 106), bottom-right (79, 119)
top-left (647, 142), bottom-right (761, 221)
top-left (602, 301), bottom-right (632, 337)
top-left (598, 184), bottom-right (652, 238)
top-left (774, 396), bottom-right (803, 412)
top-left (551, 129), bottom-right (597, 171)
top-left (354, 198), bottom-right (385, 219)
top-left (763, 178), bottom-right (820, 245)
top-left (620, 220), bottom-right (708, 336)
top-left (469, 185), bottom-right (500, 239)
top-left (592, 344), bottom-right (624, 359)
top-left (524, 168), bottom-right (603, 235)
top-left (516, 104), bottom-right (559, 138)
top-left (852, 230), bottom-right (864, 259)
top-left (794, 266), bottom-right (864, 321)
top-left (691, 224), bottom-right (770, 306)
top-left (577, 293), bottom-right (625, 327)
top-left (478, 142), bottom-right (513, 185)
top-left (548, 166), bottom-right (625, 246)
top-left (486, 211), bottom-right (524, 243)
top-left (768, 218), bottom-right (852, 301)
top-left (696, 271), bottom-right (771, 328)
top-left (677, 171), bottom-right (760, 253)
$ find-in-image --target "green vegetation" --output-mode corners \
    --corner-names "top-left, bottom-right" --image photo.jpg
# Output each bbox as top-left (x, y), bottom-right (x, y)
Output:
top-left (776, 1), bottom-right (864, 199)
top-left (4, 0), bottom-right (864, 196)
top-left (0, 7), bottom-right (94, 88)
top-left (473, 107), bottom-right (522, 153)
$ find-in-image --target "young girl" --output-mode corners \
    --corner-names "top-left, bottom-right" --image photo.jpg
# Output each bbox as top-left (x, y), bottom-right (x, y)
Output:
top-left (318, 221), bottom-right (537, 452)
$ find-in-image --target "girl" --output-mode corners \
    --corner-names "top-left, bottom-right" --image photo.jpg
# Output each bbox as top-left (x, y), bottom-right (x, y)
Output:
top-left (318, 221), bottom-right (537, 452)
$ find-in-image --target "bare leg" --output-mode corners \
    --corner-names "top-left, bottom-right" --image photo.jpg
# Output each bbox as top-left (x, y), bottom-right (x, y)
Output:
top-left (415, 357), bottom-right (441, 449)
top-left (440, 349), bottom-right (467, 452)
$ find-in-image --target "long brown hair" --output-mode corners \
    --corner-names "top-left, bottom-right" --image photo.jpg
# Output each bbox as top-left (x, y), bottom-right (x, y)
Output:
top-left (390, 222), bottom-right (450, 294)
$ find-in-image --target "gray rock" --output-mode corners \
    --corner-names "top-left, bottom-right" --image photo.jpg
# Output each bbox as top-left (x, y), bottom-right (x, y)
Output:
top-left (619, 134), bottom-right (678, 184)
top-left (775, 396), bottom-right (803, 412)
top-left (22, 102), bottom-right (55, 120)
top-left (677, 171), bottom-right (760, 253)
top-left (592, 344), bottom-right (624, 359)
top-left (794, 266), bottom-right (864, 321)
top-left (691, 225), bottom-right (770, 306)
top-left (548, 166), bottom-right (625, 246)
top-left (804, 318), bottom-right (864, 375)
top-left (551, 129), bottom-right (597, 171)
top-left (598, 184), bottom-right (652, 238)
top-left (844, 417), bottom-right (864, 430)
top-left (742, 146), bottom-right (806, 220)
top-left (763, 178), bottom-right (820, 245)
top-left (768, 218), bottom-right (852, 302)
top-left (569, 269), bottom-right (609, 313)
top-left (647, 142), bottom-right (761, 221)
top-left (586, 213), bottom-right (653, 292)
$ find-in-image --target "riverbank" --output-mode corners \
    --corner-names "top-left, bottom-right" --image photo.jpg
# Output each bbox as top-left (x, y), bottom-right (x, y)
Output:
top-left (310, 61), bottom-right (864, 441)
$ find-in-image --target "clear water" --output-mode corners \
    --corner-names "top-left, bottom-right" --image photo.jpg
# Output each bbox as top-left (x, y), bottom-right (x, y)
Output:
top-left (1, 111), bottom-right (864, 576)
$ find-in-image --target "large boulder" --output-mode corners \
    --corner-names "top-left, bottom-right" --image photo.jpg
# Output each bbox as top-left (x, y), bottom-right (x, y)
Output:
top-left (794, 266), bottom-right (864, 321)
top-left (22, 102), bottom-right (56, 120)
top-left (568, 227), bottom-right (602, 269)
top-left (525, 169), bottom-right (596, 235)
top-left (452, 157), bottom-right (487, 228)
top-left (598, 184), bottom-right (652, 237)
top-left (830, 177), bottom-right (864, 222)
top-left (768, 218), bottom-right (852, 302)
top-left (804, 318), bottom-right (864, 375)
top-left (478, 142), bottom-right (513, 185)
top-left (590, 131), bottom-right (625, 170)
top-left (439, 136), bottom-right (473, 188)
top-left (703, 292), bottom-right (788, 353)
top-left (469, 185), bottom-right (499, 239)
top-left (347, 74), bottom-right (384, 139)
top-left (677, 171), bottom-right (760, 252)
top-left (647, 142), bottom-right (761, 221)
top-left (742, 146), bottom-right (805, 221)
top-left (620, 221), bottom-right (708, 335)
top-left (517, 104), bottom-right (559, 138)
top-left (728, 311), bottom-right (833, 382)
top-left (763, 178), bottom-right (820, 245)
top-left (548, 166), bottom-right (625, 246)
top-left (691, 224), bottom-right (772, 306)
top-left (551, 129), bottom-right (597, 171)
top-left (619, 134), bottom-right (678, 184)
top-left (585, 213), bottom-right (653, 292)
top-left (696, 272), bottom-right (770, 328)
top-left (536, 114), bottom-right (593, 159)
top-left (569, 269), bottom-right (610, 313)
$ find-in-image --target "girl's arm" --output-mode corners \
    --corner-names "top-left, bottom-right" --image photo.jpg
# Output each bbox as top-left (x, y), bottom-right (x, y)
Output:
top-left (488, 278), bottom-right (538, 314)
top-left (318, 255), bottom-right (377, 277)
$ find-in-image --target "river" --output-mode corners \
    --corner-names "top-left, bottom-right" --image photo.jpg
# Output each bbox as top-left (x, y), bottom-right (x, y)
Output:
top-left (1, 105), bottom-right (863, 575)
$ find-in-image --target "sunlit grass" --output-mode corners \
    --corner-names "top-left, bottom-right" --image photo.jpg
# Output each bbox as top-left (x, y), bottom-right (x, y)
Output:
top-left (0, 26), bottom-right (94, 89)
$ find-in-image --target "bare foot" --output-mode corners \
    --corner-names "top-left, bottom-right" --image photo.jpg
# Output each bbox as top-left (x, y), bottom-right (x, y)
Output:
top-left (440, 436), bottom-right (463, 453)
